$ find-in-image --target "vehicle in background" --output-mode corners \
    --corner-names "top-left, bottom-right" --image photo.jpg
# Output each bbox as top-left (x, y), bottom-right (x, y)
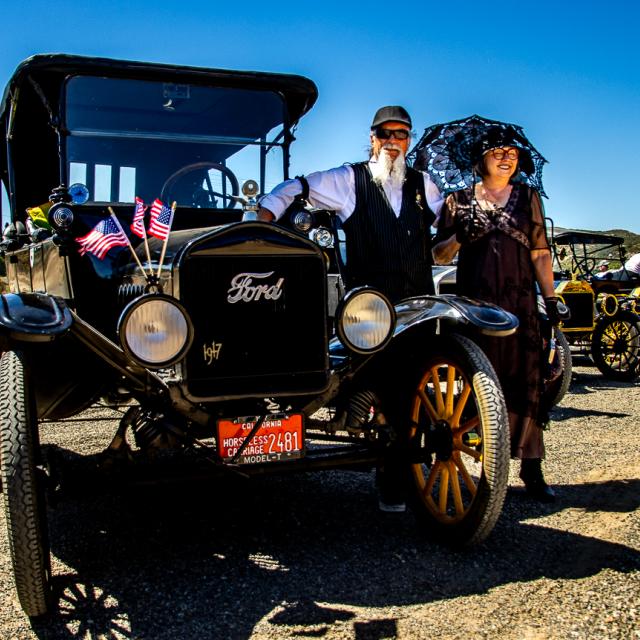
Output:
top-left (551, 231), bottom-right (640, 380)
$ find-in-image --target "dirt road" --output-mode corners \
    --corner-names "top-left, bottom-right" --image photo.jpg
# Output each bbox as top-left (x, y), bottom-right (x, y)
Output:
top-left (1, 361), bottom-right (639, 639)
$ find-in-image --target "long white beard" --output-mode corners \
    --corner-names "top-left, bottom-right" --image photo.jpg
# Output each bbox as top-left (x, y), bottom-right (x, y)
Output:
top-left (371, 146), bottom-right (407, 190)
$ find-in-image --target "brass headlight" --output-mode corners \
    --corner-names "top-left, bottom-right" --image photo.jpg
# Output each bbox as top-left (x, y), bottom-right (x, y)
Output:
top-left (118, 294), bottom-right (193, 368)
top-left (600, 293), bottom-right (619, 317)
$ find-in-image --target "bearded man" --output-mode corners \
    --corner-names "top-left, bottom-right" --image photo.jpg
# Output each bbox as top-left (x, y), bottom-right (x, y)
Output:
top-left (257, 106), bottom-right (443, 302)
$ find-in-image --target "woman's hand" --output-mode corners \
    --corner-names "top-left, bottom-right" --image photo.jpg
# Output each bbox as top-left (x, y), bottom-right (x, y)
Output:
top-left (544, 296), bottom-right (562, 325)
top-left (432, 234), bottom-right (460, 265)
top-left (455, 211), bottom-right (489, 244)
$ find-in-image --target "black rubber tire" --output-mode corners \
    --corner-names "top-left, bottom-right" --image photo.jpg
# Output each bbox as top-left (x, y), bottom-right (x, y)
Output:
top-left (591, 310), bottom-right (640, 381)
top-left (0, 351), bottom-right (52, 617)
top-left (548, 328), bottom-right (573, 407)
top-left (404, 334), bottom-right (510, 547)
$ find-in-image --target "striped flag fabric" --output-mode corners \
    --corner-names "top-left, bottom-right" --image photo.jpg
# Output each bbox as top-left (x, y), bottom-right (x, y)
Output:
top-left (76, 217), bottom-right (129, 259)
top-left (130, 197), bottom-right (147, 238)
top-left (148, 199), bottom-right (173, 240)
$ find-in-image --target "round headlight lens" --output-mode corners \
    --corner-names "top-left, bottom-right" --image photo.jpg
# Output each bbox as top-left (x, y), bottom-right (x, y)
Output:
top-left (291, 210), bottom-right (314, 233)
top-left (338, 289), bottom-right (395, 353)
top-left (311, 227), bottom-right (334, 248)
top-left (119, 295), bottom-right (192, 368)
top-left (48, 203), bottom-right (75, 230)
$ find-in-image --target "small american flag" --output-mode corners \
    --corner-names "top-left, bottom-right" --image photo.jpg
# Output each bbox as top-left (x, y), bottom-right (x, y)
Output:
top-left (130, 197), bottom-right (147, 238)
top-left (148, 199), bottom-right (173, 240)
top-left (76, 217), bottom-right (129, 260)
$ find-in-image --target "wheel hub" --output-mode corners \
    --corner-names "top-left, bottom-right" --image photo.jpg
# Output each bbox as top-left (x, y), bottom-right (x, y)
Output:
top-left (429, 419), bottom-right (454, 461)
top-left (612, 337), bottom-right (628, 354)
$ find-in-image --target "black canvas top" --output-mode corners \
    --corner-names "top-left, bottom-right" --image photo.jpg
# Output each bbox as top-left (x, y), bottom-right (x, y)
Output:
top-left (553, 231), bottom-right (624, 246)
top-left (0, 53), bottom-right (318, 128)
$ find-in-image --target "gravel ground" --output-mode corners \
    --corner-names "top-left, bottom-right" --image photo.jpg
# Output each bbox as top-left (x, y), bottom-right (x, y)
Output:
top-left (1, 360), bottom-right (639, 639)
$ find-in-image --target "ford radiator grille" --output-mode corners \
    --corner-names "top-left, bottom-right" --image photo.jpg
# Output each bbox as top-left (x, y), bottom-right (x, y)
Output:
top-left (180, 252), bottom-right (329, 398)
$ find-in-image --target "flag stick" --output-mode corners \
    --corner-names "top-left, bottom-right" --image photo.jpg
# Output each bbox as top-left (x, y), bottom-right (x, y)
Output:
top-left (140, 220), bottom-right (153, 276)
top-left (156, 201), bottom-right (177, 279)
top-left (108, 207), bottom-right (149, 277)
top-left (132, 199), bottom-right (153, 276)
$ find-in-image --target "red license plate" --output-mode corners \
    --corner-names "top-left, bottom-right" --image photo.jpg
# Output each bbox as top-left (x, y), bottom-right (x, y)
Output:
top-left (216, 414), bottom-right (304, 464)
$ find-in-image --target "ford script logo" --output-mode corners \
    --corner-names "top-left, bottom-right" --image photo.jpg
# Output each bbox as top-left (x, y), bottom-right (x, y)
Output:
top-left (227, 271), bottom-right (284, 304)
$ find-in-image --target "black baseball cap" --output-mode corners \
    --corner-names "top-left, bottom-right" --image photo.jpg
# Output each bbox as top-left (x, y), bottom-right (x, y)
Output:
top-left (371, 105), bottom-right (412, 129)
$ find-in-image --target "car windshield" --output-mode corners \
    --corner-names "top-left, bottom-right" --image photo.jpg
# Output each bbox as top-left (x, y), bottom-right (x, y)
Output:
top-left (64, 76), bottom-right (287, 207)
top-left (553, 235), bottom-right (626, 277)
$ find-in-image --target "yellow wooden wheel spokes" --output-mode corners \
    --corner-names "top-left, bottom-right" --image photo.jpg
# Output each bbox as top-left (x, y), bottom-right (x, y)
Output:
top-left (458, 443), bottom-right (482, 461)
top-left (438, 464), bottom-right (450, 513)
top-left (456, 415), bottom-right (480, 436)
top-left (453, 452), bottom-right (477, 497)
top-left (429, 366), bottom-right (445, 415)
top-left (417, 388), bottom-right (439, 423)
top-left (445, 366), bottom-right (456, 417)
top-left (449, 461), bottom-right (465, 516)
top-left (412, 360), bottom-right (484, 523)
top-left (450, 383), bottom-right (472, 428)
top-left (422, 459), bottom-right (442, 495)
top-left (406, 336), bottom-right (510, 544)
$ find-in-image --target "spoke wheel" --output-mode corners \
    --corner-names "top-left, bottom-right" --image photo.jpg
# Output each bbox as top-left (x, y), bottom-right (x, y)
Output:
top-left (0, 351), bottom-right (52, 617)
top-left (406, 335), bottom-right (509, 546)
top-left (592, 310), bottom-right (640, 381)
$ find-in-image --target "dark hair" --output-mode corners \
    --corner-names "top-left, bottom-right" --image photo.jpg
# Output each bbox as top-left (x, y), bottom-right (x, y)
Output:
top-left (472, 126), bottom-right (535, 179)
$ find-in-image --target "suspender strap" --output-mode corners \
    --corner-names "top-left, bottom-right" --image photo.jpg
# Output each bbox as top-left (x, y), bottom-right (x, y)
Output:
top-left (295, 175), bottom-right (310, 202)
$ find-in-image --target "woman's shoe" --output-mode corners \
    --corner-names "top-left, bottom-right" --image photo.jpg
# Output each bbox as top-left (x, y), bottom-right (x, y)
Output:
top-left (519, 458), bottom-right (556, 503)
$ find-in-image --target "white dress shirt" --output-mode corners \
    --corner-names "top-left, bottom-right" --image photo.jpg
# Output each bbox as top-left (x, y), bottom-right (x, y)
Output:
top-left (260, 159), bottom-right (444, 225)
top-left (625, 253), bottom-right (640, 275)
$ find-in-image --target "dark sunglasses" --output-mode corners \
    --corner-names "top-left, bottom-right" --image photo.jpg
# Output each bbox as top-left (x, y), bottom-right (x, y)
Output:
top-left (374, 127), bottom-right (411, 140)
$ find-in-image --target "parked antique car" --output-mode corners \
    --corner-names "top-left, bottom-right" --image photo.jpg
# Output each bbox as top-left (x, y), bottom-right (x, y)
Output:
top-left (0, 54), bottom-right (519, 617)
top-left (552, 231), bottom-right (640, 380)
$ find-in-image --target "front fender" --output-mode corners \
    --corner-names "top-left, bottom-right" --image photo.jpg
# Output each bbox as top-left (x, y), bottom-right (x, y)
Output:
top-left (394, 294), bottom-right (518, 337)
top-left (328, 293), bottom-right (518, 369)
top-left (0, 292), bottom-right (73, 343)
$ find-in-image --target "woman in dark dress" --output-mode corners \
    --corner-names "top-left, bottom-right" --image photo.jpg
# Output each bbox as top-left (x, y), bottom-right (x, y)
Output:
top-left (432, 136), bottom-right (560, 502)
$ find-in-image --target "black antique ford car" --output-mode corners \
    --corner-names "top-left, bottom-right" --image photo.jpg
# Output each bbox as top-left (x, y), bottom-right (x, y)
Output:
top-left (0, 54), bottom-right (518, 617)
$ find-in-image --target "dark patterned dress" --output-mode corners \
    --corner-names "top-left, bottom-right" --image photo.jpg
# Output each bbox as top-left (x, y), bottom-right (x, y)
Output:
top-left (437, 184), bottom-right (549, 459)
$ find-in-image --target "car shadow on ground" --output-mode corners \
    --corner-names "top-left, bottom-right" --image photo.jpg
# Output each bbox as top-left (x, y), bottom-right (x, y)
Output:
top-left (551, 405), bottom-right (629, 421)
top-left (26, 450), bottom-right (640, 640)
top-left (566, 367), bottom-right (640, 395)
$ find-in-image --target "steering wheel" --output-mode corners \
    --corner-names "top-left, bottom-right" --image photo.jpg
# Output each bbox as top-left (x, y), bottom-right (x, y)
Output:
top-left (160, 162), bottom-right (240, 208)
top-left (571, 257), bottom-right (597, 277)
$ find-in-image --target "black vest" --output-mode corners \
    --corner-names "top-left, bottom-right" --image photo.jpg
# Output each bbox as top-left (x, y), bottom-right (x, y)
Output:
top-left (342, 162), bottom-right (435, 302)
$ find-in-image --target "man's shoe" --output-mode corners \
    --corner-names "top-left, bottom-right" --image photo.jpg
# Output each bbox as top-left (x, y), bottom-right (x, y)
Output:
top-left (520, 458), bottom-right (556, 503)
top-left (378, 498), bottom-right (406, 513)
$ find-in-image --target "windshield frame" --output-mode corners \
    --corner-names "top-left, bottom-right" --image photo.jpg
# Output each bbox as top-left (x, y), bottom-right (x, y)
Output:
top-left (60, 74), bottom-right (294, 205)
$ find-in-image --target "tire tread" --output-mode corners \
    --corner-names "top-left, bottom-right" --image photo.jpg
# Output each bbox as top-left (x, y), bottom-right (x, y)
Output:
top-left (0, 350), bottom-right (51, 617)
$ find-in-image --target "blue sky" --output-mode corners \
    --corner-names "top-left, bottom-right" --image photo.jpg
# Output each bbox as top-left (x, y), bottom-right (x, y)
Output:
top-left (2, 0), bottom-right (639, 232)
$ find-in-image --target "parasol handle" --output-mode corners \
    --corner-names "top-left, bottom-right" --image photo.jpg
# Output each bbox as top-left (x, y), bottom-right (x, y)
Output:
top-left (471, 167), bottom-right (478, 219)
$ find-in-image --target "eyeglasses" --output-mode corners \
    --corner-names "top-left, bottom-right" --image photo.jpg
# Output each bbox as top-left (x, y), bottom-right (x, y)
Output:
top-left (490, 148), bottom-right (519, 160)
top-left (374, 127), bottom-right (411, 141)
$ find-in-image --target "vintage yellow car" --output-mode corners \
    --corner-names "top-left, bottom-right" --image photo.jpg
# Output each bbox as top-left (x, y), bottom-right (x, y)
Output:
top-left (553, 231), bottom-right (640, 380)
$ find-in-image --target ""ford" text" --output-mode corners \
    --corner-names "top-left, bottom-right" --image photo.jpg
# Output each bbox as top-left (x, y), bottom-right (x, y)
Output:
top-left (227, 271), bottom-right (284, 304)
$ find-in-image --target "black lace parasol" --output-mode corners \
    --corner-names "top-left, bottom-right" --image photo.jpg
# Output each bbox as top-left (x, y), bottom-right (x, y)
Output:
top-left (409, 114), bottom-right (548, 196)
